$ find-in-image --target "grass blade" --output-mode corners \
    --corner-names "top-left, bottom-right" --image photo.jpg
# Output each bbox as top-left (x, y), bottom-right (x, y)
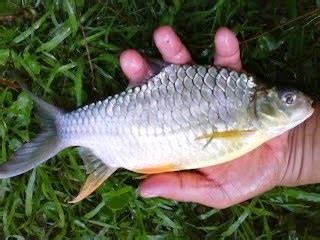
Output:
top-left (36, 24), bottom-right (72, 52)
top-left (64, 0), bottom-right (79, 34)
top-left (25, 168), bottom-right (36, 217)
top-left (13, 11), bottom-right (50, 43)
top-left (221, 209), bottom-right (250, 237)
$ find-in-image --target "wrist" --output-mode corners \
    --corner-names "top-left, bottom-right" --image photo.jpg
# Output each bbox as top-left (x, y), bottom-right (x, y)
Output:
top-left (280, 105), bottom-right (320, 186)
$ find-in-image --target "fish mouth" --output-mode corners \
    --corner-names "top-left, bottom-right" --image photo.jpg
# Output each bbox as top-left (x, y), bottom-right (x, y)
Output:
top-left (306, 106), bottom-right (315, 119)
top-left (309, 97), bottom-right (314, 108)
top-left (307, 96), bottom-right (314, 116)
top-left (293, 106), bottom-right (314, 128)
top-left (303, 96), bottom-right (314, 120)
top-left (280, 105), bottom-right (314, 134)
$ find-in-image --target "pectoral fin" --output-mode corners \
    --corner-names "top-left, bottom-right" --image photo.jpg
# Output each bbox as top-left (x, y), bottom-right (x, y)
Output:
top-left (196, 130), bottom-right (254, 140)
top-left (69, 147), bottom-right (117, 203)
top-left (196, 130), bottom-right (255, 149)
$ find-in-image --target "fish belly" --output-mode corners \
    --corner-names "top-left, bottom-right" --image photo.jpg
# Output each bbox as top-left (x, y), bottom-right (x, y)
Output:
top-left (81, 128), bottom-right (270, 173)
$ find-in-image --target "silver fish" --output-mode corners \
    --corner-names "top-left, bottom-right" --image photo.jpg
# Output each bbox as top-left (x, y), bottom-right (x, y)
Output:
top-left (0, 63), bottom-right (314, 202)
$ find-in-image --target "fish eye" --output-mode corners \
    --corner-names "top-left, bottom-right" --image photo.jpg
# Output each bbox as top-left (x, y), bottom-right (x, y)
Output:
top-left (280, 91), bottom-right (297, 105)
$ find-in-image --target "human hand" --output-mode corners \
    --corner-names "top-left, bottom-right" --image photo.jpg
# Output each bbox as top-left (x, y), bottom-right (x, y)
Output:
top-left (119, 26), bottom-right (320, 208)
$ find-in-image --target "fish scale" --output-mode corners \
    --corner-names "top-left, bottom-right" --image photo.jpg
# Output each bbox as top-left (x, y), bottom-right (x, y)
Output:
top-left (57, 64), bottom-right (257, 170)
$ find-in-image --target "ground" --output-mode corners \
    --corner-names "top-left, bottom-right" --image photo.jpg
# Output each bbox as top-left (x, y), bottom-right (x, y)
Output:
top-left (0, 0), bottom-right (320, 239)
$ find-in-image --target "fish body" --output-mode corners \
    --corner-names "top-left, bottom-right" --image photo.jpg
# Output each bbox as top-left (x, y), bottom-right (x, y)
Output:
top-left (0, 63), bottom-right (314, 202)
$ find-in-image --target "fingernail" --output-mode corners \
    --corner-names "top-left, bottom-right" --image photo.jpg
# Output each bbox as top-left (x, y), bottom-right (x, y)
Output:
top-left (138, 187), bottom-right (159, 198)
top-left (140, 191), bottom-right (159, 198)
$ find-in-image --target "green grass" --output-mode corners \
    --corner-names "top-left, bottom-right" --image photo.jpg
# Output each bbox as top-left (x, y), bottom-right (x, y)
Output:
top-left (0, 0), bottom-right (320, 239)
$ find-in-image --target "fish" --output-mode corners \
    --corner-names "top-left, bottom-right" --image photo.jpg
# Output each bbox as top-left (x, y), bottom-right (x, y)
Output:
top-left (0, 63), bottom-right (314, 203)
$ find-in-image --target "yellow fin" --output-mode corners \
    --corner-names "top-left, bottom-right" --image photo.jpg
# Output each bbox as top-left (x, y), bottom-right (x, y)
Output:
top-left (195, 130), bottom-right (254, 140)
top-left (69, 166), bottom-right (117, 203)
top-left (196, 130), bottom-right (255, 149)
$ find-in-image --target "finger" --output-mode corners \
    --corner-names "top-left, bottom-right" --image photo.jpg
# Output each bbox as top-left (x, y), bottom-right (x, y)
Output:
top-left (139, 172), bottom-right (231, 209)
top-left (119, 49), bottom-right (153, 86)
top-left (214, 27), bottom-right (242, 71)
top-left (153, 26), bottom-right (192, 64)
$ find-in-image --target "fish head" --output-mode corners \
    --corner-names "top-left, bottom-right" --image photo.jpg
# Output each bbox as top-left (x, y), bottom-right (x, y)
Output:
top-left (253, 87), bottom-right (314, 133)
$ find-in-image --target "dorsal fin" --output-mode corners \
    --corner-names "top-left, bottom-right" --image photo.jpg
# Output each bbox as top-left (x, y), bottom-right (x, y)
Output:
top-left (126, 58), bottom-right (171, 89)
top-left (70, 147), bottom-right (117, 203)
top-left (146, 58), bottom-right (170, 75)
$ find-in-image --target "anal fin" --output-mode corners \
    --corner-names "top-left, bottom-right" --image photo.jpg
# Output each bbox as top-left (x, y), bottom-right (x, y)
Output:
top-left (69, 165), bottom-right (116, 203)
top-left (69, 147), bottom-right (117, 203)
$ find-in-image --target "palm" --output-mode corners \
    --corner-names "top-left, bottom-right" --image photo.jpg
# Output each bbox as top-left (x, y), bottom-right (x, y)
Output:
top-left (195, 133), bottom-right (288, 208)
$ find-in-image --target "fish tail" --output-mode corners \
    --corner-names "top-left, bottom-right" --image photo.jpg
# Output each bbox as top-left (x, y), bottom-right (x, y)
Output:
top-left (0, 72), bottom-right (65, 178)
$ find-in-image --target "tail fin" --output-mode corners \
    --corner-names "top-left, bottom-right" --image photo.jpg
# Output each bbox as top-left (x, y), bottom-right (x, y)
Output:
top-left (0, 72), bottom-right (64, 178)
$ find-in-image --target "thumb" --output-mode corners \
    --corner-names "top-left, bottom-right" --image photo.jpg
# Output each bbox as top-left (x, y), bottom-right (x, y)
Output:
top-left (139, 172), bottom-right (229, 208)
